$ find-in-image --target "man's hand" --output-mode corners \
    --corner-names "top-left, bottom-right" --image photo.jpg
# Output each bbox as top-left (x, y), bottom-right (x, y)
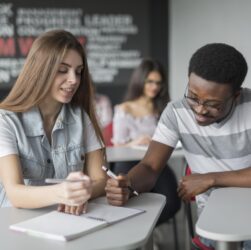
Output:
top-left (177, 173), bottom-right (214, 201)
top-left (105, 175), bottom-right (131, 206)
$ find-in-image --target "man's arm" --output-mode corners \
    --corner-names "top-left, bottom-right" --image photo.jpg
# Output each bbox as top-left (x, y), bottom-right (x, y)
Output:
top-left (128, 141), bottom-right (174, 192)
top-left (178, 167), bottom-right (251, 201)
top-left (105, 140), bottom-right (174, 206)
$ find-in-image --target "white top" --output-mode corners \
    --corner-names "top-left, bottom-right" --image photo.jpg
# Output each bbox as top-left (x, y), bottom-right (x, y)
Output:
top-left (112, 106), bottom-right (158, 144)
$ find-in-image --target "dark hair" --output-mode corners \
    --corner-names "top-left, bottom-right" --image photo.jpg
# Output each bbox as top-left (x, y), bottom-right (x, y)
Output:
top-left (188, 43), bottom-right (248, 92)
top-left (124, 58), bottom-right (170, 115)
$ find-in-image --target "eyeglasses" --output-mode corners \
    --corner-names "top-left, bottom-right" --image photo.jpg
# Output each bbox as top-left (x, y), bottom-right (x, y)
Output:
top-left (184, 85), bottom-right (234, 112)
top-left (145, 79), bottom-right (162, 85)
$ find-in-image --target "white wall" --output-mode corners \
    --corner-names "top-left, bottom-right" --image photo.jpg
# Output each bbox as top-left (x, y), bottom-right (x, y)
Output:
top-left (169, 0), bottom-right (251, 100)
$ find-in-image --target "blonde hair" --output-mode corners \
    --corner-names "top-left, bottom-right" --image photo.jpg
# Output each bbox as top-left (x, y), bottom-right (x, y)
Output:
top-left (0, 29), bottom-right (105, 149)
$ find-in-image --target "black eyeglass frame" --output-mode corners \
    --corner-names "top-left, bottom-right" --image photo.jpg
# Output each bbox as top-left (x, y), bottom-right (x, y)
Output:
top-left (184, 85), bottom-right (235, 112)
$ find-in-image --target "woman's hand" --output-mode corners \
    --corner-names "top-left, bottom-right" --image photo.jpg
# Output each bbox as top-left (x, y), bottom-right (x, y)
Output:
top-left (56, 172), bottom-right (92, 215)
top-left (105, 175), bottom-right (131, 206)
top-left (57, 203), bottom-right (88, 216)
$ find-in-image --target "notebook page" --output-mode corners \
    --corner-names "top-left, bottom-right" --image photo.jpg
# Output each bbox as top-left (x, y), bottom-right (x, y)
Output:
top-left (85, 203), bottom-right (145, 224)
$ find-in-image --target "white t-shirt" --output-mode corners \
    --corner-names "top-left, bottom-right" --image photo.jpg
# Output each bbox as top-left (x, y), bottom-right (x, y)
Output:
top-left (112, 106), bottom-right (158, 144)
top-left (153, 88), bottom-right (251, 214)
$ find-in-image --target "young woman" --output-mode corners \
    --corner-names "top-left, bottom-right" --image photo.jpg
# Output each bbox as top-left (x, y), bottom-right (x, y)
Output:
top-left (112, 58), bottom-right (181, 225)
top-left (112, 59), bottom-right (169, 148)
top-left (0, 30), bottom-right (107, 215)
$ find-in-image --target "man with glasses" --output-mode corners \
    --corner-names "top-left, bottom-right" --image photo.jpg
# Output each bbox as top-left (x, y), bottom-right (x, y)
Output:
top-left (105, 43), bottom-right (251, 249)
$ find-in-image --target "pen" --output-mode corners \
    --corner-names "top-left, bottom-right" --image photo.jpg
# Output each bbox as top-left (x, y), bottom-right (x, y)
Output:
top-left (102, 166), bottom-right (139, 196)
top-left (45, 176), bottom-right (89, 184)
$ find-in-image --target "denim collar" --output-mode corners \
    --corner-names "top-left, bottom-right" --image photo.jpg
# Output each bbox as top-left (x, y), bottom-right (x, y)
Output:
top-left (22, 104), bottom-right (77, 137)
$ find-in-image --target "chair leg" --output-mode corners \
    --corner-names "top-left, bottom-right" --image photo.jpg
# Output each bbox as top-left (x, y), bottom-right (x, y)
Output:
top-left (172, 216), bottom-right (179, 250)
top-left (184, 202), bottom-right (195, 239)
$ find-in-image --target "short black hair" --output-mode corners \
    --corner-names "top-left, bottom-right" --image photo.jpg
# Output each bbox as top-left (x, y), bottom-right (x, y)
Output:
top-left (188, 43), bottom-right (248, 91)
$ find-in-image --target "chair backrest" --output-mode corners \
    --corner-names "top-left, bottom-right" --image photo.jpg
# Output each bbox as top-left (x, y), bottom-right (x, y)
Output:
top-left (185, 165), bottom-right (195, 201)
top-left (184, 165), bottom-right (215, 250)
top-left (102, 122), bottom-right (113, 146)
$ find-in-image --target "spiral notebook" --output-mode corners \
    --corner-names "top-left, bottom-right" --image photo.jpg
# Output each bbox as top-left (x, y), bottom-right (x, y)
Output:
top-left (9, 202), bottom-right (145, 241)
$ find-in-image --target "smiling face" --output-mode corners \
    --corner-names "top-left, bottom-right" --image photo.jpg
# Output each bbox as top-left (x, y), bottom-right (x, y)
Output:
top-left (143, 71), bottom-right (162, 99)
top-left (187, 73), bottom-right (240, 126)
top-left (45, 49), bottom-right (83, 106)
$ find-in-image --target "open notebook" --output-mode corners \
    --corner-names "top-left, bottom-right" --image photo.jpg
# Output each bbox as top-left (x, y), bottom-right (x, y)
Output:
top-left (9, 202), bottom-right (145, 241)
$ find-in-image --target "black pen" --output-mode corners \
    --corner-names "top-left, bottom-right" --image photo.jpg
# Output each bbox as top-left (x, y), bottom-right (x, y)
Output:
top-left (102, 166), bottom-right (139, 196)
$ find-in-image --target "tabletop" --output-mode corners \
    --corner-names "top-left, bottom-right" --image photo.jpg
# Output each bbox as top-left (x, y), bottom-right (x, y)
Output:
top-left (106, 145), bottom-right (184, 162)
top-left (0, 193), bottom-right (166, 250)
top-left (196, 187), bottom-right (251, 250)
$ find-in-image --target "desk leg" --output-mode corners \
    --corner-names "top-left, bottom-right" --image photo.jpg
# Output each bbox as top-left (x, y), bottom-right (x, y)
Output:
top-left (216, 241), bottom-right (241, 250)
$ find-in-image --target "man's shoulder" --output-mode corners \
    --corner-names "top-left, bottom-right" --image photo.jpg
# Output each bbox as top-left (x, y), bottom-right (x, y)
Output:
top-left (238, 88), bottom-right (251, 106)
top-left (241, 87), bottom-right (251, 97)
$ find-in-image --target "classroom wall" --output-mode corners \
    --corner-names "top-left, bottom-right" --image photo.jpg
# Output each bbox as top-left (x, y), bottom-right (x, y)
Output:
top-left (169, 0), bottom-right (251, 101)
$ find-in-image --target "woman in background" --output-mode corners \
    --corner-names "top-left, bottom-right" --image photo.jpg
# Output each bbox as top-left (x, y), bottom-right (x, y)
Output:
top-left (95, 93), bottom-right (113, 146)
top-left (112, 58), bottom-right (181, 224)
top-left (112, 58), bottom-right (168, 149)
top-left (0, 30), bottom-right (107, 215)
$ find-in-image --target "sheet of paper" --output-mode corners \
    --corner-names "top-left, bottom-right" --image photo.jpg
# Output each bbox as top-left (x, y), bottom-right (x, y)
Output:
top-left (86, 202), bottom-right (144, 224)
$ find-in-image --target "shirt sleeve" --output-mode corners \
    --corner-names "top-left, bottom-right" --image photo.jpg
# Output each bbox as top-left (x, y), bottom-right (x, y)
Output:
top-left (152, 103), bottom-right (180, 148)
top-left (83, 112), bottom-right (104, 153)
top-left (112, 106), bottom-right (131, 144)
top-left (0, 114), bottom-right (18, 157)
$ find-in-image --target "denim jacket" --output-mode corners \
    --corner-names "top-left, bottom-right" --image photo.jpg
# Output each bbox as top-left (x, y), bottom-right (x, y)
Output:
top-left (0, 104), bottom-right (102, 207)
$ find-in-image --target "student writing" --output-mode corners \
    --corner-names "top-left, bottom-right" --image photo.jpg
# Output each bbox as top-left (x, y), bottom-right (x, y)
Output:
top-left (0, 30), bottom-right (107, 216)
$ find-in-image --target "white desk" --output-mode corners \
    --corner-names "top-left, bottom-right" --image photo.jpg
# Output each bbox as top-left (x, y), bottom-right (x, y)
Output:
top-left (106, 146), bottom-right (184, 162)
top-left (196, 187), bottom-right (251, 250)
top-left (0, 193), bottom-right (165, 250)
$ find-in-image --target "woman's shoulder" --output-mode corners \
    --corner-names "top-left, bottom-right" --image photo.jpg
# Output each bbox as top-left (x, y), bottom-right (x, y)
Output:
top-left (0, 108), bottom-right (14, 114)
top-left (0, 109), bottom-right (18, 132)
top-left (0, 109), bottom-right (16, 119)
top-left (113, 103), bottom-right (135, 121)
top-left (115, 101), bottom-right (134, 114)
